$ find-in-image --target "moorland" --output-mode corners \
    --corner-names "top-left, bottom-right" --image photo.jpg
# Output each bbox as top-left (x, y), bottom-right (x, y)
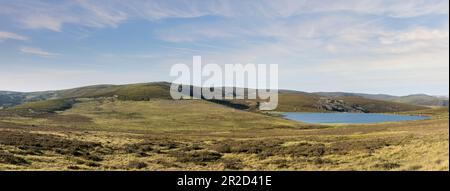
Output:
top-left (0, 82), bottom-right (448, 170)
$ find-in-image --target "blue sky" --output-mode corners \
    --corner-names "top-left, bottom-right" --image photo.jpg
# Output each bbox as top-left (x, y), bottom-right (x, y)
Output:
top-left (0, 0), bottom-right (448, 96)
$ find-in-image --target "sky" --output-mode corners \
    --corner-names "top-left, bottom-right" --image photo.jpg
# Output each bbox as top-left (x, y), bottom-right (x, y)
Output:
top-left (0, 0), bottom-right (448, 96)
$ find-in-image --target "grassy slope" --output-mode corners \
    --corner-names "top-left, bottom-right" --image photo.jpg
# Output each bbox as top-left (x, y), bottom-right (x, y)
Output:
top-left (230, 92), bottom-right (426, 112)
top-left (338, 96), bottom-right (427, 113)
top-left (57, 82), bottom-right (172, 101)
top-left (277, 92), bottom-right (425, 112)
top-left (394, 94), bottom-right (449, 106)
top-left (315, 92), bottom-right (449, 107)
top-left (4, 82), bottom-right (426, 113)
top-left (48, 99), bottom-right (306, 132)
top-left (11, 99), bottom-right (74, 113)
top-left (0, 92), bottom-right (28, 108)
top-left (276, 92), bottom-right (322, 112)
top-left (1, 97), bottom-right (310, 132)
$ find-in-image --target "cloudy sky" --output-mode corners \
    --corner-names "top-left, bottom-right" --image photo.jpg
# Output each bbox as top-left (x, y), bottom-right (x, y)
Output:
top-left (0, 0), bottom-right (448, 95)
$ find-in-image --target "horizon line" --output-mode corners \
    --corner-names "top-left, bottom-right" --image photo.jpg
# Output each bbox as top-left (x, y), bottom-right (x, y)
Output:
top-left (0, 81), bottom-right (448, 97)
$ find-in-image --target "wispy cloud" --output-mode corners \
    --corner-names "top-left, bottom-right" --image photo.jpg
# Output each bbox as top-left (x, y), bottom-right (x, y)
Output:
top-left (379, 27), bottom-right (449, 44)
top-left (20, 47), bottom-right (60, 57)
top-left (2, 0), bottom-right (447, 32)
top-left (21, 14), bottom-right (66, 32)
top-left (0, 0), bottom-right (127, 32)
top-left (0, 31), bottom-right (28, 41)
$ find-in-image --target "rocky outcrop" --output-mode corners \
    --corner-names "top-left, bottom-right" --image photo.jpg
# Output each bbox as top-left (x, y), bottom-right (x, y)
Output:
top-left (316, 98), bottom-right (367, 113)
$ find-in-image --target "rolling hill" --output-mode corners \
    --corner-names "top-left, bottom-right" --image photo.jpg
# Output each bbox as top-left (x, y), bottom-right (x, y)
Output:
top-left (315, 92), bottom-right (449, 107)
top-left (0, 83), bottom-right (447, 171)
top-left (273, 91), bottom-right (426, 113)
top-left (0, 91), bottom-right (24, 108)
top-left (0, 82), bottom-right (429, 114)
top-left (393, 94), bottom-right (449, 107)
top-left (0, 90), bottom-right (59, 108)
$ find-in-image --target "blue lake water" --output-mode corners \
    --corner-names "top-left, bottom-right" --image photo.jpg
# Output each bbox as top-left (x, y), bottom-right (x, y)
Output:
top-left (283, 112), bottom-right (429, 124)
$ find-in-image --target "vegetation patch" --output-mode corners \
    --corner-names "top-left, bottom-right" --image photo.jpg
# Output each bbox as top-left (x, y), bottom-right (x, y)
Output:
top-left (0, 151), bottom-right (30, 165)
top-left (221, 158), bottom-right (245, 170)
top-left (170, 150), bottom-right (223, 163)
top-left (14, 99), bottom-right (75, 112)
top-left (210, 140), bottom-right (283, 154)
top-left (373, 162), bottom-right (401, 170)
top-left (0, 130), bottom-right (104, 163)
top-left (128, 160), bottom-right (148, 169)
top-left (125, 139), bottom-right (185, 154)
top-left (45, 114), bottom-right (92, 123)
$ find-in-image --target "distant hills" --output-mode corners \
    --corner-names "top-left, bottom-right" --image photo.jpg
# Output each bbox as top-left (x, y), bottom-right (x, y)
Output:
top-left (315, 92), bottom-right (449, 107)
top-left (0, 90), bottom-right (58, 108)
top-left (0, 82), bottom-right (445, 113)
top-left (392, 94), bottom-right (449, 107)
top-left (0, 82), bottom-right (171, 109)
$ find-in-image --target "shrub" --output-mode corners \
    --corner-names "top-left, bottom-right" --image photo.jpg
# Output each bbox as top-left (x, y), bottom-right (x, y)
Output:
top-left (222, 159), bottom-right (244, 170)
top-left (128, 160), bottom-right (148, 169)
top-left (171, 150), bottom-right (222, 163)
top-left (0, 151), bottom-right (30, 165)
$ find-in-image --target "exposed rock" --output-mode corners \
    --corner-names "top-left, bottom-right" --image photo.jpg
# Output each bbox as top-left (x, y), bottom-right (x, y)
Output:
top-left (316, 98), bottom-right (367, 113)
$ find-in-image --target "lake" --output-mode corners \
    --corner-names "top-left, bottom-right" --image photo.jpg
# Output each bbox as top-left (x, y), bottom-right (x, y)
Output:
top-left (283, 112), bottom-right (429, 124)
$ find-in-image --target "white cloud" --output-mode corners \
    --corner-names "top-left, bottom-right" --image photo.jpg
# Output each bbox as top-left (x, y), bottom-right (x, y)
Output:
top-left (380, 27), bottom-right (449, 44)
top-left (0, 0), bottom-right (127, 32)
top-left (374, 27), bottom-right (449, 55)
top-left (263, 0), bottom-right (449, 18)
top-left (21, 14), bottom-right (65, 32)
top-left (0, 31), bottom-right (28, 41)
top-left (20, 47), bottom-right (60, 57)
top-left (75, 0), bottom-right (128, 28)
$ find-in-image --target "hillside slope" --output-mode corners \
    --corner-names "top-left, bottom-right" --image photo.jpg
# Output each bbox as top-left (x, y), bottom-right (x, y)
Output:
top-left (56, 82), bottom-right (172, 100)
top-left (393, 94), bottom-right (449, 107)
top-left (275, 92), bottom-right (426, 113)
top-left (0, 91), bottom-right (58, 108)
top-left (2, 82), bottom-right (427, 113)
top-left (315, 92), bottom-right (448, 107)
top-left (0, 91), bottom-right (24, 108)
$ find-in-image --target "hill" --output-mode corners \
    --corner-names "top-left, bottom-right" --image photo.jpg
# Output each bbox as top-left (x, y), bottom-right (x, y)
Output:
top-left (0, 90), bottom-right (58, 108)
top-left (0, 91), bottom-right (24, 108)
top-left (56, 82), bottom-right (172, 100)
top-left (315, 92), bottom-right (448, 107)
top-left (314, 92), bottom-right (398, 101)
top-left (275, 91), bottom-right (426, 113)
top-left (0, 83), bottom-right (447, 171)
top-left (393, 94), bottom-right (449, 107)
top-left (1, 82), bottom-right (428, 113)
top-left (0, 82), bottom-right (171, 108)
